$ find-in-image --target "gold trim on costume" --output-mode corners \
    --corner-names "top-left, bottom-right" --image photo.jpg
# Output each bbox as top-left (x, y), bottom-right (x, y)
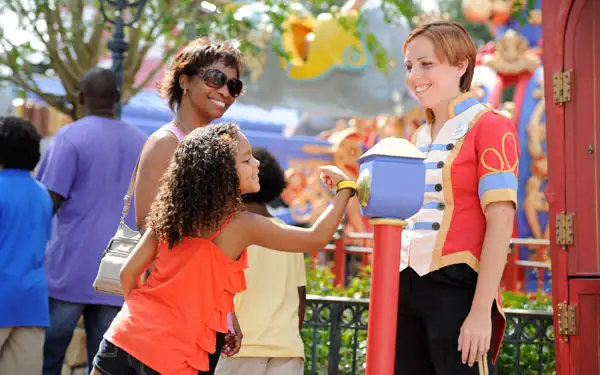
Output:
top-left (425, 91), bottom-right (480, 124)
top-left (479, 132), bottom-right (519, 174)
top-left (439, 251), bottom-right (481, 272)
top-left (429, 109), bottom-right (490, 272)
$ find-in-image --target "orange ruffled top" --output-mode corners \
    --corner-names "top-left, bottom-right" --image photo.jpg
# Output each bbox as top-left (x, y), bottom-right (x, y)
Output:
top-left (104, 219), bottom-right (247, 374)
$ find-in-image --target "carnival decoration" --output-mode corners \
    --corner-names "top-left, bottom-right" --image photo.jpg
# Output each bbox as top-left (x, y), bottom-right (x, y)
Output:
top-left (232, 0), bottom-right (416, 117)
top-left (279, 127), bottom-right (363, 223)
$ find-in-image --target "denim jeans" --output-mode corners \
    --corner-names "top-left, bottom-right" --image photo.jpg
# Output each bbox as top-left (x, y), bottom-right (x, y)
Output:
top-left (43, 298), bottom-right (121, 375)
top-left (93, 335), bottom-right (226, 375)
top-left (93, 339), bottom-right (159, 375)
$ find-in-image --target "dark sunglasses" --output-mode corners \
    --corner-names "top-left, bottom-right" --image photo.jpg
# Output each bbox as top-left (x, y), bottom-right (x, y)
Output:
top-left (197, 69), bottom-right (244, 98)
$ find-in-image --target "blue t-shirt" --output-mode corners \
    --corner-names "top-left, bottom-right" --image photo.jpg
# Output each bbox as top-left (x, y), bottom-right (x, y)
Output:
top-left (0, 169), bottom-right (52, 327)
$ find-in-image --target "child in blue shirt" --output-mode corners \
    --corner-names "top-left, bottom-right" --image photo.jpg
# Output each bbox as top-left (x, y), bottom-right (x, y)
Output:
top-left (0, 116), bottom-right (53, 375)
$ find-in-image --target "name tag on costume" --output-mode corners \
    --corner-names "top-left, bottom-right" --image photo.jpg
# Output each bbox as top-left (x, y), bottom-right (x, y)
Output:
top-left (452, 123), bottom-right (468, 140)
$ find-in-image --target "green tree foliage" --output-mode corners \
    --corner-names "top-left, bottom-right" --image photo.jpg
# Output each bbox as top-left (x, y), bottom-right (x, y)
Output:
top-left (0, 0), bottom-right (536, 119)
top-left (0, 0), bottom-right (419, 119)
top-left (436, 0), bottom-right (494, 47)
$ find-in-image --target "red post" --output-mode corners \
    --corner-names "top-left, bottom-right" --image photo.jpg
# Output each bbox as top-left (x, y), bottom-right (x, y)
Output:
top-left (365, 219), bottom-right (405, 375)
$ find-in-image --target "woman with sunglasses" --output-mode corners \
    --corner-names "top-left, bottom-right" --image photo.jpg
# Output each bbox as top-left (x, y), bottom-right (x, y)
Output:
top-left (132, 37), bottom-right (245, 375)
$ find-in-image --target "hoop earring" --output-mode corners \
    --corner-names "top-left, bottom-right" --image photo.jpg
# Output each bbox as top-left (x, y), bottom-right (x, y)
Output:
top-left (183, 88), bottom-right (188, 96)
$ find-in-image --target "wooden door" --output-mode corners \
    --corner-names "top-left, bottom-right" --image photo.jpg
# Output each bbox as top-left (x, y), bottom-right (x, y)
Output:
top-left (563, 0), bottom-right (600, 276)
top-left (542, 0), bottom-right (573, 373)
top-left (568, 279), bottom-right (600, 375)
top-left (543, 0), bottom-right (600, 374)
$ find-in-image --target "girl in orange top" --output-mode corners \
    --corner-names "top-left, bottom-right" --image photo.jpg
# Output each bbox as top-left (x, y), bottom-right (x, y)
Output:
top-left (90, 122), bottom-right (356, 375)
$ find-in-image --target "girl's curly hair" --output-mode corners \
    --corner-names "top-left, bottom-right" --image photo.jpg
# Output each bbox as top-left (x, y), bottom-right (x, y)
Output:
top-left (146, 122), bottom-right (242, 248)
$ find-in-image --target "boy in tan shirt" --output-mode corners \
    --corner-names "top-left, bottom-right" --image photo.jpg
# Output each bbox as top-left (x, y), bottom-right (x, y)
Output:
top-left (215, 148), bottom-right (306, 375)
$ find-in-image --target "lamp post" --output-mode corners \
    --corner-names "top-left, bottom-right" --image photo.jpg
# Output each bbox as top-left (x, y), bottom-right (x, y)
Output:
top-left (99, 0), bottom-right (147, 118)
top-left (356, 137), bottom-right (426, 374)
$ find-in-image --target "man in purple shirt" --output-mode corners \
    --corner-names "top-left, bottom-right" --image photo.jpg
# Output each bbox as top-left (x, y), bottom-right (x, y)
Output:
top-left (37, 68), bottom-right (147, 375)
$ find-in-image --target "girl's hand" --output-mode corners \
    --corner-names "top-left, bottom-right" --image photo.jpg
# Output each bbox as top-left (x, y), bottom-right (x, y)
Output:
top-left (457, 309), bottom-right (492, 367)
top-left (221, 331), bottom-right (242, 357)
top-left (318, 165), bottom-right (351, 189)
top-left (221, 313), bottom-right (243, 357)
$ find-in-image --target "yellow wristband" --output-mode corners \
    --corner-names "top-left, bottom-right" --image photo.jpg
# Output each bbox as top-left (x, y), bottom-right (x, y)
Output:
top-left (336, 180), bottom-right (357, 197)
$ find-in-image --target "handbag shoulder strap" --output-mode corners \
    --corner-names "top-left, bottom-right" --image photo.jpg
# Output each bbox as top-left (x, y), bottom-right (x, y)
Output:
top-left (121, 156), bottom-right (140, 223)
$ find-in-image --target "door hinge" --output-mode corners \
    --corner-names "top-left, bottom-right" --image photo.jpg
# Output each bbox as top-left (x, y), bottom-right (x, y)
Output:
top-left (557, 302), bottom-right (577, 336)
top-left (556, 212), bottom-right (574, 247)
top-left (553, 70), bottom-right (572, 104)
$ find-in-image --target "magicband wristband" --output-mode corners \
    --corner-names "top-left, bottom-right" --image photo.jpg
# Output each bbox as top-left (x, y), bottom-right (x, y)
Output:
top-left (336, 180), bottom-right (357, 197)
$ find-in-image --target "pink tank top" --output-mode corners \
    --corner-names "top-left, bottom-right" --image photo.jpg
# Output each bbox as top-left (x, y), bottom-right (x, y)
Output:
top-left (162, 122), bottom-right (186, 143)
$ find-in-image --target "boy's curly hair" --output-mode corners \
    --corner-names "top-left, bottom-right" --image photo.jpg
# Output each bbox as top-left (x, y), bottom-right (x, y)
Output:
top-left (146, 122), bottom-right (242, 248)
top-left (0, 116), bottom-right (41, 171)
top-left (242, 148), bottom-right (286, 204)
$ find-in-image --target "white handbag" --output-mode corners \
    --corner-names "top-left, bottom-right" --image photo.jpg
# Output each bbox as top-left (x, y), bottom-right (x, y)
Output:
top-left (93, 160), bottom-right (141, 296)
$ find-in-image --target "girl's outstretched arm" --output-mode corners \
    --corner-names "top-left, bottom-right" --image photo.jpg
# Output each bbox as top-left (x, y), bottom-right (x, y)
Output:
top-left (120, 230), bottom-right (158, 297)
top-left (240, 166), bottom-right (354, 253)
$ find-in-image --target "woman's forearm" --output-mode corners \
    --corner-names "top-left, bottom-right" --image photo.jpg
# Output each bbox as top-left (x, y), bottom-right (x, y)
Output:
top-left (471, 202), bottom-right (515, 312)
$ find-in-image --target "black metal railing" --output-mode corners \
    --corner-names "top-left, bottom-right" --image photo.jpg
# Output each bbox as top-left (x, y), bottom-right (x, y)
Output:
top-left (302, 296), bottom-right (555, 375)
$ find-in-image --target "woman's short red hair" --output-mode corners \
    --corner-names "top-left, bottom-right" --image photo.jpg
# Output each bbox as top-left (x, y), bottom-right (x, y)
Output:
top-left (403, 22), bottom-right (477, 92)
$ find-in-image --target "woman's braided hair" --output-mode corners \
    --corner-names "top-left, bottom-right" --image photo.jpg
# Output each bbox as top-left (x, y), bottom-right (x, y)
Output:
top-left (146, 122), bottom-right (242, 248)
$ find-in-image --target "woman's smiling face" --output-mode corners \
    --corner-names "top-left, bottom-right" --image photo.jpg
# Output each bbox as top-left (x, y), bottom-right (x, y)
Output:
top-left (404, 35), bottom-right (466, 110)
